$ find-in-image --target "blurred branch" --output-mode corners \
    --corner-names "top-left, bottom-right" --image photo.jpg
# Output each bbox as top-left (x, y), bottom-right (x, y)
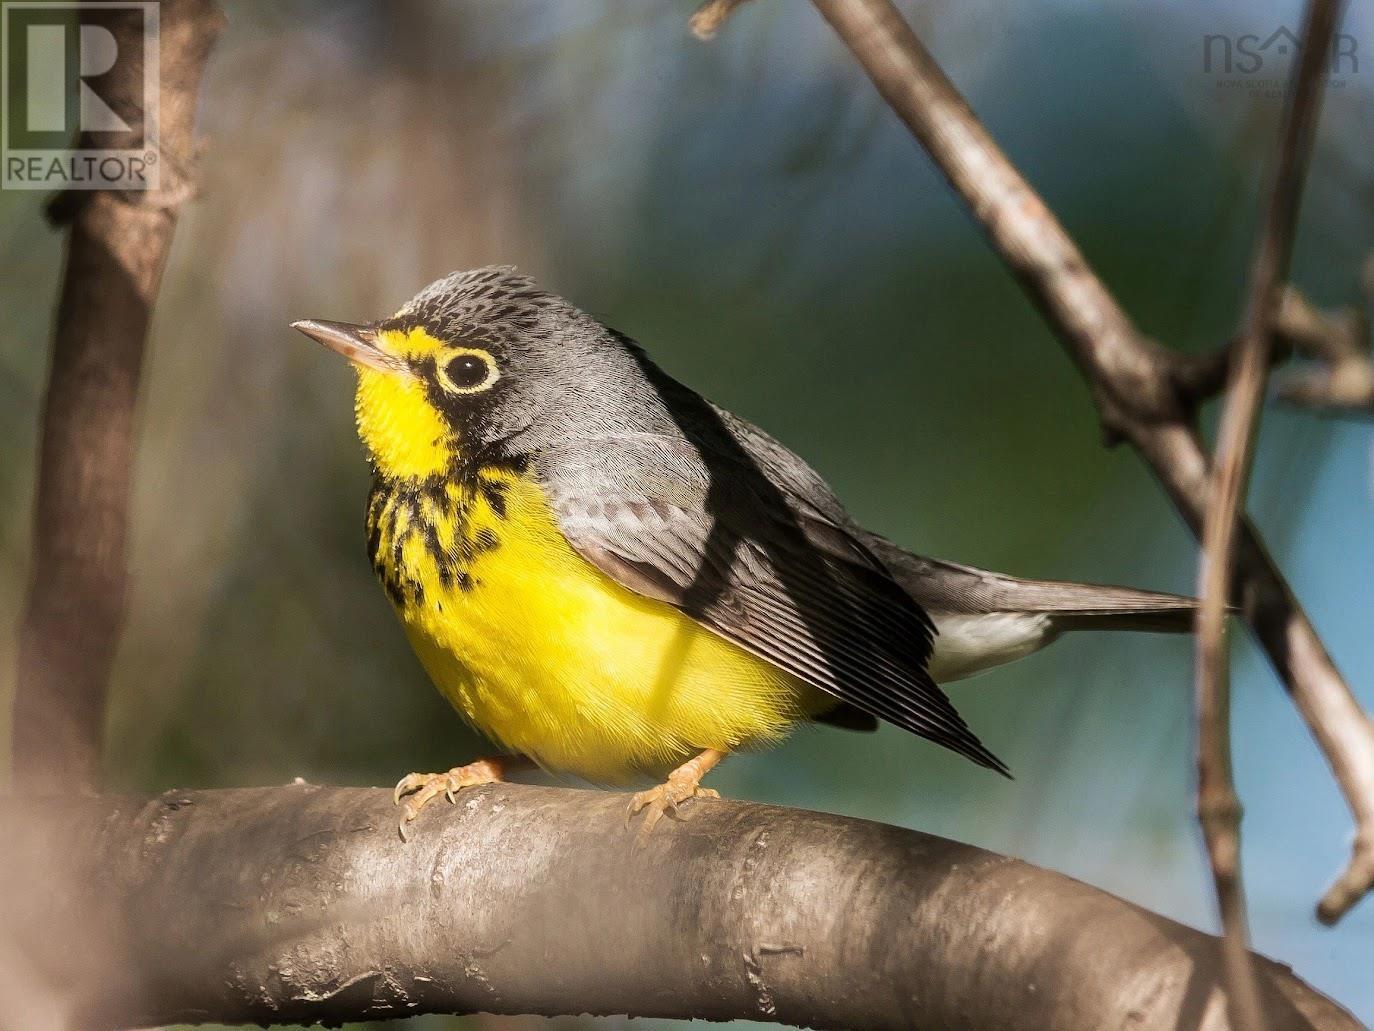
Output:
top-left (1196, 3), bottom-right (1341, 1026)
top-left (0, 784), bottom-right (1360, 1030)
top-left (697, 0), bottom-right (1374, 923)
top-left (1169, 276), bottom-right (1374, 412)
top-left (1274, 264), bottom-right (1374, 414)
top-left (11, 0), bottom-right (223, 790)
top-left (689, 0), bottom-right (757, 40)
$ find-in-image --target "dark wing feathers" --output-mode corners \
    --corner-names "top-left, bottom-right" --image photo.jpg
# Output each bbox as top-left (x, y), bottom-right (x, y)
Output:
top-left (813, 703), bottom-right (879, 731)
top-left (540, 432), bottom-right (1007, 775)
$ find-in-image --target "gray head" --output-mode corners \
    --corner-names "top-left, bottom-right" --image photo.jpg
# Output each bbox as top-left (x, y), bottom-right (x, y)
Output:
top-left (292, 266), bottom-right (657, 480)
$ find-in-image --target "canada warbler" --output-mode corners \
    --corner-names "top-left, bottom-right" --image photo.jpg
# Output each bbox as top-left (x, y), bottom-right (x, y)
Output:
top-left (293, 267), bottom-right (1195, 838)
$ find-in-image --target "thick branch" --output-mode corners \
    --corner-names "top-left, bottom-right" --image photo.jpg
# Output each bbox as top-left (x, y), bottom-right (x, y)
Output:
top-left (0, 784), bottom-right (1358, 1029)
top-left (803, 0), bottom-right (1374, 924)
top-left (11, 0), bottom-right (223, 790)
top-left (1195, 4), bottom-right (1341, 1026)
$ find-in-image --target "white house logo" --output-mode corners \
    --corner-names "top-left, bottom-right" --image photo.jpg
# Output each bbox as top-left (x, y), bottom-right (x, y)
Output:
top-left (1202, 25), bottom-right (1360, 92)
top-left (1, 2), bottom-right (159, 190)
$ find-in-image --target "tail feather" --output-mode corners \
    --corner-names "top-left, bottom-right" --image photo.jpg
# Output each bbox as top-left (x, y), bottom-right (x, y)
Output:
top-left (860, 533), bottom-right (1198, 633)
top-left (982, 578), bottom-right (1197, 632)
top-left (1045, 598), bottom-right (1197, 634)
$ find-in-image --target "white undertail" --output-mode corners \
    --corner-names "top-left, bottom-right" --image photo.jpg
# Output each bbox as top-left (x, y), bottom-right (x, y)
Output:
top-left (928, 611), bottom-right (1056, 682)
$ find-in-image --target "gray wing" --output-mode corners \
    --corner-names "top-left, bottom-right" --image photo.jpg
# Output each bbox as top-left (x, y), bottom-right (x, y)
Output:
top-left (537, 424), bottom-right (1006, 775)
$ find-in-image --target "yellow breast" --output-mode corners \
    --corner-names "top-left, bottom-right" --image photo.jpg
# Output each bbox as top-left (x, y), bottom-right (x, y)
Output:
top-left (367, 466), bottom-right (821, 782)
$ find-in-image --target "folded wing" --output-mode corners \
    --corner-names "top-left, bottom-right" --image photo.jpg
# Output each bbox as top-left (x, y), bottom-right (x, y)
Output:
top-left (539, 432), bottom-right (1007, 775)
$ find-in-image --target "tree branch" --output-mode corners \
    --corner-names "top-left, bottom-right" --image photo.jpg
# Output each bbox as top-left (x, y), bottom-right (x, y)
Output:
top-left (790, 0), bottom-right (1374, 924)
top-left (1196, 3), bottom-right (1341, 1026)
top-left (1158, 272), bottom-right (1373, 414)
top-left (0, 784), bottom-right (1359, 1029)
top-left (1274, 261), bottom-right (1374, 415)
top-left (11, 0), bottom-right (223, 791)
top-left (689, 0), bottom-right (758, 40)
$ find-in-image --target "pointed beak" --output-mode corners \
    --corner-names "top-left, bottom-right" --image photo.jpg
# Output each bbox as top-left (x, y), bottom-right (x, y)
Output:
top-left (290, 319), bottom-right (409, 375)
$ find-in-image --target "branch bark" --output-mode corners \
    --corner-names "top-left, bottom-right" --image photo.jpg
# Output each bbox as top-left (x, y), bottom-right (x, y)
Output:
top-left (0, 784), bottom-right (1359, 1030)
top-left (1195, 3), bottom-right (1341, 1026)
top-left (801, 0), bottom-right (1374, 925)
top-left (11, 0), bottom-right (223, 791)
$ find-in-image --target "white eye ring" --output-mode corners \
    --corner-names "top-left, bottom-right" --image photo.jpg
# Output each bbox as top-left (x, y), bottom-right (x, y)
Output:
top-left (437, 347), bottom-right (499, 394)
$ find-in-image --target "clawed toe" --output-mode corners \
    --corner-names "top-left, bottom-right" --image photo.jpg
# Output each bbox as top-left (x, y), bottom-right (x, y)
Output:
top-left (627, 780), bottom-right (720, 843)
top-left (392, 758), bottom-right (512, 841)
top-left (624, 749), bottom-right (726, 844)
top-left (393, 772), bottom-right (432, 806)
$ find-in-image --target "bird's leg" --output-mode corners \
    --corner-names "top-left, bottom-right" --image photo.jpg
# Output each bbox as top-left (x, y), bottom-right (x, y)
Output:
top-left (393, 755), bottom-right (530, 840)
top-left (628, 748), bottom-right (726, 842)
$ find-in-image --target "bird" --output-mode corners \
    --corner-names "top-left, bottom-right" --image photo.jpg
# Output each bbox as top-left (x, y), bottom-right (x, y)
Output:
top-left (292, 266), bottom-right (1197, 839)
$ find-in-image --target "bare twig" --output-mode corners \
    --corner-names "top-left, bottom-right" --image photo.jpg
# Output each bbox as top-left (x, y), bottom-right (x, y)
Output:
top-left (778, 0), bottom-right (1374, 922)
top-left (1169, 275), bottom-right (1372, 412)
top-left (1275, 262), bottom-right (1374, 413)
top-left (689, 0), bottom-right (758, 40)
top-left (0, 784), bottom-right (1359, 1029)
top-left (1195, 2), bottom-right (1342, 1025)
top-left (804, 0), bottom-right (1179, 440)
top-left (11, 0), bottom-right (223, 790)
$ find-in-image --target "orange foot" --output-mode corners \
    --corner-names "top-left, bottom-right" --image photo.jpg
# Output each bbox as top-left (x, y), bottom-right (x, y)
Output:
top-left (393, 756), bottom-right (526, 841)
top-left (627, 748), bottom-right (726, 844)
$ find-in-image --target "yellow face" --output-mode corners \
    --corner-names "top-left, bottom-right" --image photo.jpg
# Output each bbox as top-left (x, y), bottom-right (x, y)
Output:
top-left (323, 324), bottom-right (500, 482)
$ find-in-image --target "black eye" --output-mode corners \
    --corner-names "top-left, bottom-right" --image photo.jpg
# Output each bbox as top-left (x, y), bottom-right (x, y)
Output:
top-left (444, 352), bottom-right (494, 391)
